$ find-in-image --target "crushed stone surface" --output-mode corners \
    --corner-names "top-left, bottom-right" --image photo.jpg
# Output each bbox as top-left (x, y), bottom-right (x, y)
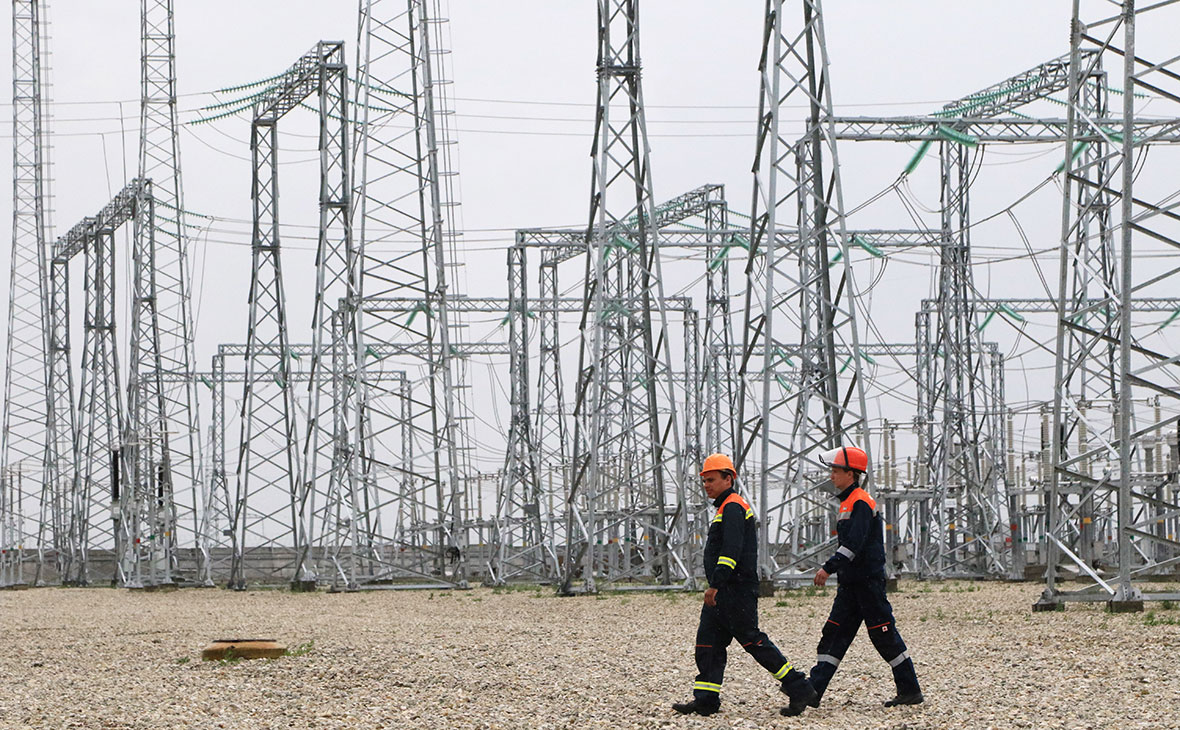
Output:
top-left (1, 580), bottom-right (1178, 729)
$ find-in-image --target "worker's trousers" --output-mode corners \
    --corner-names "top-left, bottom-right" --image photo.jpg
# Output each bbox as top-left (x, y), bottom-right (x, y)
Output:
top-left (808, 577), bottom-right (921, 698)
top-left (692, 584), bottom-right (806, 708)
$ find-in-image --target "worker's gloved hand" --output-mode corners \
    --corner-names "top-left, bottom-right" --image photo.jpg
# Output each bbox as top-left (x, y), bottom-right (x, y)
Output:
top-left (704, 587), bottom-right (718, 606)
top-left (814, 569), bottom-right (830, 587)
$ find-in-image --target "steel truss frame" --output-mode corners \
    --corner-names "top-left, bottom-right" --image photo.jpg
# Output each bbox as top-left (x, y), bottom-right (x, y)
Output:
top-left (828, 51), bottom-right (1116, 582)
top-left (559, 0), bottom-right (686, 594)
top-left (736, 0), bottom-right (872, 585)
top-left (510, 193), bottom-right (942, 586)
top-left (322, 0), bottom-right (472, 592)
top-left (200, 340), bottom-right (407, 588)
top-left (499, 185), bottom-right (729, 587)
top-left (136, 0), bottom-right (203, 585)
top-left (496, 281), bottom-right (702, 586)
top-left (1039, 0), bottom-right (1180, 610)
top-left (231, 41), bottom-right (350, 590)
top-left (1, 0), bottom-right (52, 587)
top-left (46, 180), bottom-right (167, 587)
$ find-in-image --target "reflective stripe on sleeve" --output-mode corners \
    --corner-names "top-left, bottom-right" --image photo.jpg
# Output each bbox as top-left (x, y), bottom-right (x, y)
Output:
top-left (772, 662), bottom-right (793, 679)
top-left (888, 650), bottom-right (911, 668)
top-left (836, 545), bottom-right (856, 560)
top-left (716, 556), bottom-right (737, 570)
top-left (816, 653), bottom-right (841, 667)
top-left (744, 508), bottom-right (754, 519)
top-left (693, 681), bottom-right (722, 693)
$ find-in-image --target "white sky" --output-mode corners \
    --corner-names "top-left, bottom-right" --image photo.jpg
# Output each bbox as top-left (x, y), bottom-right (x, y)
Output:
top-left (5, 1), bottom-right (1178, 484)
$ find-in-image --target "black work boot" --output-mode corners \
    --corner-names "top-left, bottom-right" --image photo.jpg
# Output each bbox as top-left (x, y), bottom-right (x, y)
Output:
top-left (883, 691), bottom-right (924, 707)
top-left (779, 671), bottom-right (819, 717)
top-left (672, 699), bottom-right (719, 716)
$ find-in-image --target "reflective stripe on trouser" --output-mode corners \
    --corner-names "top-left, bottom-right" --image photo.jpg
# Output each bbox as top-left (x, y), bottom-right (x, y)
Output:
top-left (888, 650), bottom-right (910, 668)
top-left (773, 662), bottom-right (794, 680)
top-left (808, 578), bottom-right (921, 698)
top-left (693, 586), bottom-right (802, 705)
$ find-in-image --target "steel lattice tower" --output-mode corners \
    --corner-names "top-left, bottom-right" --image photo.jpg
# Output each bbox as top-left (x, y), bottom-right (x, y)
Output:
top-left (910, 58), bottom-right (1091, 579)
top-left (47, 181), bottom-right (157, 586)
top-left (133, 0), bottom-right (204, 584)
top-left (1038, 0), bottom-right (1180, 611)
top-left (560, 0), bottom-right (687, 593)
top-left (826, 52), bottom-right (1112, 578)
top-left (513, 187), bottom-right (746, 587)
top-left (322, 0), bottom-right (471, 590)
top-left (2, 0), bottom-right (52, 587)
top-left (230, 42), bottom-right (348, 589)
top-left (489, 246), bottom-right (551, 584)
top-left (737, 0), bottom-right (871, 583)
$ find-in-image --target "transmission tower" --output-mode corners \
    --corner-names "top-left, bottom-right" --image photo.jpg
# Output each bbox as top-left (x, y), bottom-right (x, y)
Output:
top-left (514, 187), bottom-right (758, 587)
top-left (558, 0), bottom-right (687, 594)
top-left (2, 0), bottom-right (52, 587)
top-left (230, 42), bottom-right (348, 589)
top-left (701, 195), bottom-right (736, 457)
top-left (1038, 0), bottom-right (1180, 611)
top-left (323, 0), bottom-right (471, 590)
top-left (910, 57), bottom-right (1096, 579)
top-left (132, 0), bottom-right (204, 584)
top-left (824, 49), bottom-right (1121, 579)
top-left (489, 246), bottom-right (550, 584)
top-left (736, 0), bottom-right (871, 584)
top-left (48, 181), bottom-right (156, 586)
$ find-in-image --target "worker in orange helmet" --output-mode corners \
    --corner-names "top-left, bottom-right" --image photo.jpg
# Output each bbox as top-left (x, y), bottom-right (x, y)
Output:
top-left (673, 453), bottom-right (818, 718)
top-left (781, 445), bottom-right (923, 717)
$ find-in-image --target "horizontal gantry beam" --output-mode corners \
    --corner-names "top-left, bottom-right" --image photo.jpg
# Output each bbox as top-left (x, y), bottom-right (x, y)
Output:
top-left (254, 41), bottom-right (344, 122)
top-left (54, 178), bottom-right (149, 262)
top-left (923, 298), bottom-right (1180, 314)
top-left (830, 116), bottom-right (1180, 142)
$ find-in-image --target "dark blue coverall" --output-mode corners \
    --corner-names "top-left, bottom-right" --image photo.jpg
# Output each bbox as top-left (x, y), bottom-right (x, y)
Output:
top-left (808, 484), bottom-right (922, 699)
top-left (691, 487), bottom-right (810, 709)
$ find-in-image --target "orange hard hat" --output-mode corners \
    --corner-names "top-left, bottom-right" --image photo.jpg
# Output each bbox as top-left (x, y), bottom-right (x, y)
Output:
top-left (700, 453), bottom-right (737, 477)
top-left (819, 445), bottom-right (869, 473)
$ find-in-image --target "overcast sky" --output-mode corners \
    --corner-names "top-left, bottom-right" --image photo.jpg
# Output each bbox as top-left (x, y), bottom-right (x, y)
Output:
top-left (10, 1), bottom-right (1179, 479)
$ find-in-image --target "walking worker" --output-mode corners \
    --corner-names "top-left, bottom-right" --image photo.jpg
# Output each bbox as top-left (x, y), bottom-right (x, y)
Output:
top-left (673, 453), bottom-right (818, 717)
top-left (782, 445), bottom-right (923, 717)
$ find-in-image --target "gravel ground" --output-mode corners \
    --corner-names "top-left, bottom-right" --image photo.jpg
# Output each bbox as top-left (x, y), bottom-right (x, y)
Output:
top-left (2, 580), bottom-right (1178, 729)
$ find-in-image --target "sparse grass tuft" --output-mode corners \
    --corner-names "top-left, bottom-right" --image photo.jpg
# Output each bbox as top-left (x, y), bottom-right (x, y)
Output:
top-left (285, 640), bottom-right (315, 657)
top-left (1144, 611), bottom-right (1180, 627)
